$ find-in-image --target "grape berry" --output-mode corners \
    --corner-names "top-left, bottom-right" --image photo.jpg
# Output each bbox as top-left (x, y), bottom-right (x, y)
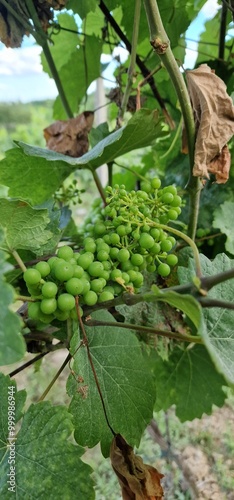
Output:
top-left (24, 178), bottom-right (180, 323)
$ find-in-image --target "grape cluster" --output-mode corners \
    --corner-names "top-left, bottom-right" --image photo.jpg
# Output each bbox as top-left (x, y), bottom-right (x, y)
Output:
top-left (24, 178), bottom-right (181, 323)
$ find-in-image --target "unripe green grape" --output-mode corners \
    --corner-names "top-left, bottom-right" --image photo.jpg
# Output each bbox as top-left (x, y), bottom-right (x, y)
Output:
top-left (40, 298), bottom-right (57, 315)
top-left (99, 291), bottom-right (114, 302)
top-left (96, 242), bottom-right (110, 253)
top-left (80, 277), bottom-right (90, 294)
top-left (57, 293), bottom-right (75, 311)
top-left (161, 192), bottom-right (174, 204)
top-left (73, 265), bottom-right (85, 278)
top-left (196, 228), bottom-right (206, 238)
top-left (83, 290), bottom-right (98, 306)
top-left (84, 237), bottom-right (96, 253)
top-left (166, 254), bottom-right (178, 267)
top-left (142, 224), bottom-right (151, 232)
top-left (159, 214), bottom-right (169, 224)
top-left (47, 256), bottom-right (60, 269)
top-left (94, 222), bottom-right (106, 235)
top-left (120, 261), bottom-right (134, 272)
top-left (77, 252), bottom-right (94, 270)
top-left (151, 177), bottom-right (161, 189)
top-left (90, 278), bottom-right (106, 293)
top-left (163, 185), bottom-right (177, 196)
top-left (158, 263), bottom-right (171, 277)
top-left (117, 248), bottom-right (130, 263)
top-left (167, 236), bottom-right (176, 247)
top-left (102, 260), bottom-right (111, 271)
top-left (54, 261), bottom-right (74, 282)
top-left (109, 247), bottom-right (119, 259)
top-left (112, 283), bottom-right (123, 295)
top-left (127, 270), bottom-right (137, 282)
top-left (57, 245), bottom-right (74, 261)
top-left (150, 228), bottom-right (160, 240)
top-left (130, 253), bottom-right (144, 266)
top-left (139, 233), bottom-right (154, 249)
top-left (121, 272), bottom-right (130, 284)
top-left (38, 311), bottom-right (55, 324)
top-left (42, 282), bottom-right (58, 298)
top-left (132, 229), bottom-right (140, 240)
top-left (171, 195), bottom-right (182, 207)
top-left (147, 264), bottom-right (156, 272)
top-left (97, 250), bottom-right (109, 262)
top-left (150, 243), bottom-right (161, 255)
top-left (65, 278), bottom-right (84, 295)
top-left (24, 268), bottom-right (41, 285)
top-left (102, 285), bottom-right (115, 295)
top-left (161, 239), bottom-right (173, 252)
top-left (137, 190), bottom-right (148, 200)
top-left (140, 181), bottom-right (151, 193)
top-left (35, 261), bottom-right (50, 278)
top-left (28, 301), bottom-right (41, 320)
top-left (103, 234), bottom-right (111, 244)
top-left (117, 225), bottom-right (127, 236)
top-left (167, 209), bottom-right (179, 220)
top-left (102, 270), bottom-right (110, 281)
top-left (88, 261), bottom-right (104, 277)
top-left (110, 233), bottom-right (120, 245)
top-left (110, 269), bottom-right (122, 280)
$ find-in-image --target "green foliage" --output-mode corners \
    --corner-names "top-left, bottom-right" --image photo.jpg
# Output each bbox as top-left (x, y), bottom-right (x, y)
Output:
top-left (67, 310), bottom-right (155, 454)
top-left (0, 1), bottom-right (234, 496)
top-left (154, 344), bottom-right (226, 420)
top-left (0, 374), bottom-right (94, 499)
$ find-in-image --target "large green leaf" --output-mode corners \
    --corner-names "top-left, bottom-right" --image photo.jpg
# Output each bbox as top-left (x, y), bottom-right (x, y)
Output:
top-left (151, 285), bottom-right (202, 330)
top-left (53, 36), bottom-right (103, 119)
top-left (154, 345), bottom-right (226, 421)
top-left (0, 375), bottom-right (94, 499)
top-left (0, 145), bottom-right (71, 205)
top-left (213, 201), bottom-right (234, 255)
top-left (0, 199), bottom-right (52, 253)
top-left (0, 229), bottom-right (26, 365)
top-left (178, 253), bottom-right (234, 385)
top-left (67, 310), bottom-right (155, 454)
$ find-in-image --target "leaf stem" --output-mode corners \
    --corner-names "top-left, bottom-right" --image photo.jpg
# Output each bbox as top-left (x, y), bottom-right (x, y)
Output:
top-left (25, 0), bottom-right (73, 119)
top-left (143, 0), bottom-right (202, 240)
top-left (117, 0), bottom-right (141, 126)
top-left (85, 319), bottom-right (202, 343)
top-left (11, 250), bottom-right (27, 272)
top-left (8, 343), bottom-right (65, 377)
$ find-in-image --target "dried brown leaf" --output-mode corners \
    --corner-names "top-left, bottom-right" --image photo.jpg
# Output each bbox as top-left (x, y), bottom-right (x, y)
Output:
top-left (110, 434), bottom-right (164, 500)
top-left (186, 64), bottom-right (234, 183)
top-left (44, 111), bottom-right (94, 158)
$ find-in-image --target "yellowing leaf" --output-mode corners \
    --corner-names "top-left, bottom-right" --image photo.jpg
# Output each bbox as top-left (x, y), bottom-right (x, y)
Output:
top-left (110, 434), bottom-right (164, 500)
top-left (186, 64), bottom-right (234, 183)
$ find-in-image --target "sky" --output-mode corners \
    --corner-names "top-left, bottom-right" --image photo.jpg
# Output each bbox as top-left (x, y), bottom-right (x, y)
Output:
top-left (0, 0), bottom-right (221, 103)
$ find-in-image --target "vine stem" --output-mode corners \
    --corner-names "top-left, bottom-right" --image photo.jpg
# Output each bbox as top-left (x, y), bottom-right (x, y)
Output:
top-left (8, 343), bottom-right (65, 377)
top-left (117, 0), bottom-right (141, 126)
top-left (85, 319), bottom-right (202, 344)
top-left (143, 0), bottom-right (202, 240)
top-left (38, 352), bottom-right (72, 402)
top-left (11, 250), bottom-right (27, 272)
top-left (25, 0), bottom-right (73, 119)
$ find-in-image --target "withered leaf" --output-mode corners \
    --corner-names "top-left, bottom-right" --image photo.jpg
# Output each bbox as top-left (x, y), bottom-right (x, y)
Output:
top-left (44, 111), bottom-right (94, 158)
top-left (110, 434), bottom-right (164, 500)
top-left (186, 64), bottom-right (234, 183)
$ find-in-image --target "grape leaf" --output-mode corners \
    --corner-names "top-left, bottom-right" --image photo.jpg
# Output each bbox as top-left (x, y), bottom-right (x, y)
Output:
top-left (53, 36), bottom-right (103, 119)
top-left (0, 395), bottom-right (95, 499)
top-left (178, 253), bottom-right (234, 385)
top-left (0, 199), bottom-right (53, 253)
top-left (66, 0), bottom-right (97, 18)
top-left (151, 285), bottom-right (202, 330)
top-left (213, 201), bottom-right (234, 255)
top-left (0, 145), bottom-right (71, 205)
top-left (41, 13), bottom-right (79, 74)
top-left (67, 310), bottom-right (155, 454)
top-left (153, 344), bottom-right (226, 421)
top-left (0, 229), bottom-right (26, 365)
